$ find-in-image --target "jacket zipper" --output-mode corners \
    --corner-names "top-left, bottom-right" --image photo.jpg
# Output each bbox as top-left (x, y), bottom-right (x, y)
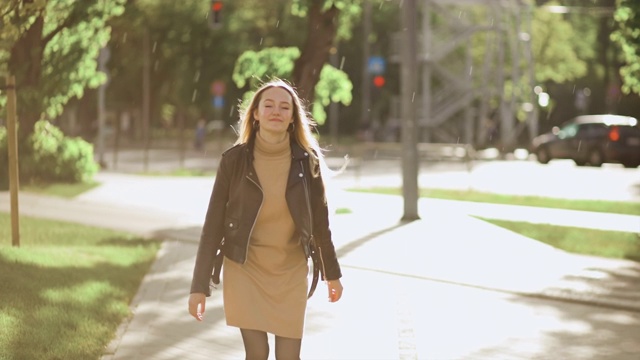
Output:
top-left (318, 246), bottom-right (328, 281)
top-left (245, 173), bottom-right (264, 264)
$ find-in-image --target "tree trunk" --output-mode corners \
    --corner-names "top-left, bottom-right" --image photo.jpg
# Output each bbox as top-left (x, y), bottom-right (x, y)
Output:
top-left (9, 14), bottom-right (45, 139)
top-left (292, 0), bottom-right (339, 106)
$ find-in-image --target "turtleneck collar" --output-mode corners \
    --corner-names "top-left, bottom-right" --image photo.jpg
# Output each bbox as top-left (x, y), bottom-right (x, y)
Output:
top-left (255, 131), bottom-right (290, 157)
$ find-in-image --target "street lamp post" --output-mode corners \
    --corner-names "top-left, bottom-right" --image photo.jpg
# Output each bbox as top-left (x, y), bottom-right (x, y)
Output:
top-left (400, 0), bottom-right (419, 221)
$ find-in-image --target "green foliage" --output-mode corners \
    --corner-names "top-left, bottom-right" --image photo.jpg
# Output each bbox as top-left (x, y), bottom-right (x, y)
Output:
top-left (532, 5), bottom-right (587, 83)
top-left (0, 0), bottom-right (45, 76)
top-left (313, 63), bottom-right (353, 123)
top-left (232, 47), bottom-right (353, 124)
top-left (40, 1), bottom-right (126, 120)
top-left (233, 47), bottom-right (300, 89)
top-left (0, 121), bottom-right (98, 188)
top-left (291, 0), bottom-right (362, 41)
top-left (612, 0), bottom-right (640, 94)
top-left (0, 0), bottom-right (126, 133)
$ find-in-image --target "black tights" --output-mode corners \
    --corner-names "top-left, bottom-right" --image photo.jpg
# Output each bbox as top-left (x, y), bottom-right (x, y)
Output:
top-left (240, 328), bottom-right (301, 360)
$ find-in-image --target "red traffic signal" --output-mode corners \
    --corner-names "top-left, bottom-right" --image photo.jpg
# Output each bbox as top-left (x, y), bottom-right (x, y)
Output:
top-left (373, 75), bottom-right (385, 88)
top-left (209, 1), bottom-right (223, 29)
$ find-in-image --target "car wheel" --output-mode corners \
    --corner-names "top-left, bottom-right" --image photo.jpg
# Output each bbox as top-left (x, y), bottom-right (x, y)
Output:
top-left (536, 148), bottom-right (550, 164)
top-left (587, 149), bottom-right (604, 167)
top-left (622, 161), bottom-right (640, 168)
top-left (574, 159), bottom-right (587, 166)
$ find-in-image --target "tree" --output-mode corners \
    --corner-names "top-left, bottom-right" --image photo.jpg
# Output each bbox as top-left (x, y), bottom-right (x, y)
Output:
top-left (0, 0), bottom-right (126, 138)
top-left (232, 47), bottom-right (352, 124)
top-left (282, 0), bottom-right (361, 104)
top-left (531, 5), bottom-right (588, 84)
top-left (612, 0), bottom-right (640, 94)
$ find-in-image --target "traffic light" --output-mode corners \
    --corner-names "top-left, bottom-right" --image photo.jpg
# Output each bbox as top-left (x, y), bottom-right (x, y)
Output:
top-left (209, 1), bottom-right (223, 29)
top-left (373, 75), bottom-right (385, 88)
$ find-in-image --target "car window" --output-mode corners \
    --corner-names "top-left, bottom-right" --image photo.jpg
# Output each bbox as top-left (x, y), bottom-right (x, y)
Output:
top-left (559, 123), bottom-right (579, 139)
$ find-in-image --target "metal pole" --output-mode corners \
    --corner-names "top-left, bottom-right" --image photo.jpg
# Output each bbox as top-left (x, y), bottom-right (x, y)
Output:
top-left (97, 47), bottom-right (110, 168)
top-left (6, 75), bottom-right (20, 247)
top-left (421, 0), bottom-right (432, 143)
top-left (525, 4), bottom-right (538, 140)
top-left (142, 28), bottom-right (151, 172)
top-left (360, 0), bottom-right (372, 127)
top-left (401, 0), bottom-right (419, 221)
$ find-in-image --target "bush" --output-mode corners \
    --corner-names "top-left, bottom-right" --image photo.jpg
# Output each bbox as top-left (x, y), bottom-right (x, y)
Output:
top-left (0, 120), bottom-right (98, 188)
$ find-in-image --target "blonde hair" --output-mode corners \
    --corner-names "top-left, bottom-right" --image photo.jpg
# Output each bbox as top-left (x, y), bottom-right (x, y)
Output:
top-left (236, 79), bottom-right (326, 177)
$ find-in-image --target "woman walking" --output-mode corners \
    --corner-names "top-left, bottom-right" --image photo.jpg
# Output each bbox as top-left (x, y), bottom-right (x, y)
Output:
top-left (188, 79), bottom-right (343, 360)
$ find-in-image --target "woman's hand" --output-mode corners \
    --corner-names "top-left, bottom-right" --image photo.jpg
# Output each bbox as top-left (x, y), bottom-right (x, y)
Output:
top-left (326, 279), bottom-right (343, 302)
top-left (188, 293), bottom-right (207, 321)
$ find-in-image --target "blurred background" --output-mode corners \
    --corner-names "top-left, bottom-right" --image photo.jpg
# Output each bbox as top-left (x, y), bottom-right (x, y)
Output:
top-left (1, 0), bottom-right (639, 183)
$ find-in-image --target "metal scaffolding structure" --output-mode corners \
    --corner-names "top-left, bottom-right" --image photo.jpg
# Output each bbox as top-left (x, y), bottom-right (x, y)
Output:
top-left (388, 0), bottom-right (537, 150)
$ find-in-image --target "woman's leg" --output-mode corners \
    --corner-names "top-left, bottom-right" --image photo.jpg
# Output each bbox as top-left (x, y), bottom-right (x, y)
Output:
top-left (274, 335), bottom-right (302, 360)
top-left (240, 329), bottom-right (269, 360)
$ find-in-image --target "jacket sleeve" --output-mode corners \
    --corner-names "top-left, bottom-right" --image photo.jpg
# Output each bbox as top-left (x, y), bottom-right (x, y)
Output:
top-left (310, 165), bottom-right (342, 281)
top-left (190, 154), bottom-right (231, 295)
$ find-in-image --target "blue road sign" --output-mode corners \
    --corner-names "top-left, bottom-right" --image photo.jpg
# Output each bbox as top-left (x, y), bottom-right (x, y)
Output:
top-left (368, 56), bottom-right (386, 75)
top-left (213, 96), bottom-right (224, 108)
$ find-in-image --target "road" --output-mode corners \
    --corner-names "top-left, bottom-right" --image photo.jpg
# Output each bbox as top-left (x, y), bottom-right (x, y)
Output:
top-left (101, 147), bottom-right (640, 203)
top-left (333, 157), bottom-right (640, 203)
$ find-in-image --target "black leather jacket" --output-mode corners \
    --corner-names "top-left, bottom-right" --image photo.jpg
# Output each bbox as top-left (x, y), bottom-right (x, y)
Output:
top-left (190, 139), bottom-right (342, 296)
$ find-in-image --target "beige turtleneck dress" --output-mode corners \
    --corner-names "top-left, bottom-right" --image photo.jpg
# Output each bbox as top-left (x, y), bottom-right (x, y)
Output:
top-left (222, 133), bottom-right (309, 339)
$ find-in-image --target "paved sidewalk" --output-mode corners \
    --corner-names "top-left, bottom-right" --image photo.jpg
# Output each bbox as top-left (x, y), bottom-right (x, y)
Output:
top-left (1, 172), bottom-right (640, 359)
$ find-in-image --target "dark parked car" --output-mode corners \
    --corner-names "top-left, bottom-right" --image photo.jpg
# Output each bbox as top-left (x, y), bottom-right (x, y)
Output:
top-left (531, 114), bottom-right (640, 168)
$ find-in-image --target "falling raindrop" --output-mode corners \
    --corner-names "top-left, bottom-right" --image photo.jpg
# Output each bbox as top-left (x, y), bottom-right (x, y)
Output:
top-left (122, 32), bottom-right (127, 43)
top-left (459, 11), bottom-right (463, 19)
top-left (577, 140), bottom-right (582, 152)
top-left (412, 92), bottom-right (415, 102)
top-left (260, 38), bottom-right (263, 45)
top-left (192, 89), bottom-right (198, 102)
top-left (229, 105), bottom-right (235, 117)
top-left (152, 41), bottom-right (157, 53)
top-left (194, 70), bottom-right (200, 82)
top-left (469, 66), bottom-right (473, 76)
top-left (340, 56), bottom-right (345, 70)
top-left (572, 85), bottom-right (576, 94)
top-left (154, 60), bottom-right (159, 71)
top-left (276, 20), bottom-right (280, 28)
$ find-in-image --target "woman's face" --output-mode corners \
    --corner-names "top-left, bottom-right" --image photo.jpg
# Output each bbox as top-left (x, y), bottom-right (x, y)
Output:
top-left (254, 87), bottom-right (294, 135)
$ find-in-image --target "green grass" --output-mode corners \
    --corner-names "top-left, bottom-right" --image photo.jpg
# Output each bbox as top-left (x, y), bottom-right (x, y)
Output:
top-left (350, 187), bottom-right (640, 261)
top-left (21, 181), bottom-right (101, 199)
top-left (478, 217), bottom-right (640, 262)
top-left (335, 207), bottom-right (352, 215)
top-left (350, 187), bottom-right (640, 216)
top-left (0, 213), bottom-right (161, 360)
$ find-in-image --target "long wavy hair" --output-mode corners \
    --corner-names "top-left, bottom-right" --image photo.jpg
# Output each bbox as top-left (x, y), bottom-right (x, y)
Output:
top-left (236, 79), bottom-right (326, 178)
